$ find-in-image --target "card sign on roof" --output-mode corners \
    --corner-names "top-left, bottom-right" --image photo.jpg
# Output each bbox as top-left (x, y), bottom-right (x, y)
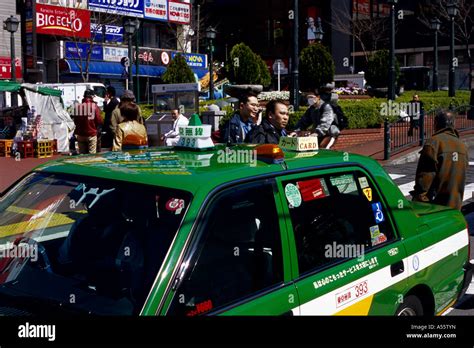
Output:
top-left (279, 136), bottom-right (318, 152)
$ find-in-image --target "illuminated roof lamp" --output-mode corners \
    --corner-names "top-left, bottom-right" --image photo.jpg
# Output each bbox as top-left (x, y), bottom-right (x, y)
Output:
top-left (175, 114), bottom-right (215, 151)
top-left (255, 144), bottom-right (285, 164)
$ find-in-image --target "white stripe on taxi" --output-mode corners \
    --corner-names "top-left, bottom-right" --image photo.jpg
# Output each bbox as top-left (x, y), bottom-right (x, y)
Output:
top-left (296, 229), bottom-right (468, 315)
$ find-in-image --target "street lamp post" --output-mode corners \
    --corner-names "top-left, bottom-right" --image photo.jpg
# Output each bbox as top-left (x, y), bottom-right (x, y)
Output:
top-left (205, 27), bottom-right (217, 100)
top-left (430, 17), bottom-right (441, 92)
top-left (447, 0), bottom-right (458, 97)
top-left (3, 15), bottom-right (19, 107)
top-left (314, 17), bottom-right (324, 43)
top-left (387, 0), bottom-right (398, 101)
top-left (290, 0), bottom-right (299, 111)
top-left (124, 19), bottom-right (138, 93)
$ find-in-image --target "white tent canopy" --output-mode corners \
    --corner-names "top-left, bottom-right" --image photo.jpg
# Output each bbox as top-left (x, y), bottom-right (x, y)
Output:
top-left (22, 83), bottom-right (75, 153)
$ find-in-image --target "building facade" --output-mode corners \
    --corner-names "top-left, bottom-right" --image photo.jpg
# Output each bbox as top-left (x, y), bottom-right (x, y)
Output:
top-left (0, 0), bottom-right (23, 81)
top-left (20, 0), bottom-right (207, 100)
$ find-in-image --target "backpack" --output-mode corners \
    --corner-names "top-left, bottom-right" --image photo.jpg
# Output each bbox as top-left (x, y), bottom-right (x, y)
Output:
top-left (322, 102), bottom-right (348, 130)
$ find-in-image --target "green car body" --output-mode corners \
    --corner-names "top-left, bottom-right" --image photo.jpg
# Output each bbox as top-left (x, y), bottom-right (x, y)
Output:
top-left (0, 145), bottom-right (470, 316)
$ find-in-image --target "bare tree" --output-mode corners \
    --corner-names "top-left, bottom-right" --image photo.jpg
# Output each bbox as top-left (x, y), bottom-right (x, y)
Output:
top-left (418, 0), bottom-right (474, 88)
top-left (70, 10), bottom-right (121, 82)
top-left (330, 1), bottom-right (389, 63)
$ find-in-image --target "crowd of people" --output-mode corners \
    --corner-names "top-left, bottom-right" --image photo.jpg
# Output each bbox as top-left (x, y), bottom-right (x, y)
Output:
top-left (219, 85), bottom-right (343, 148)
top-left (71, 87), bottom-right (148, 154)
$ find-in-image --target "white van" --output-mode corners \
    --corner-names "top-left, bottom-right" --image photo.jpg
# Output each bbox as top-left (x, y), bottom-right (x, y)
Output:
top-left (37, 82), bottom-right (106, 110)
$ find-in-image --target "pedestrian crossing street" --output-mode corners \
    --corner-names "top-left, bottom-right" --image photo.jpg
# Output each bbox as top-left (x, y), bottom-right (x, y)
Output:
top-left (387, 174), bottom-right (474, 204)
top-left (386, 164), bottom-right (474, 304)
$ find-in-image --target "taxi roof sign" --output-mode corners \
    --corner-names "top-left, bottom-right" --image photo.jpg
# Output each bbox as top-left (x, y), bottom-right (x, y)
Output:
top-left (279, 136), bottom-right (319, 152)
top-left (176, 123), bottom-right (214, 150)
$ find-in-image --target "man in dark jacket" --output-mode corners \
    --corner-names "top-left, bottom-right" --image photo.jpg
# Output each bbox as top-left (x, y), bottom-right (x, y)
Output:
top-left (246, 100), bottom-right (289, 144)
top-left (220, 92), bottom-right (260, 144)
top-left (412, 110), bottom-right (468, 210)
top-left (102, 86), bottom-right (119, 148)
top-left (407, 94), bottom-right (424, 136)
top-left (292, 88), bottom-right (335, 143)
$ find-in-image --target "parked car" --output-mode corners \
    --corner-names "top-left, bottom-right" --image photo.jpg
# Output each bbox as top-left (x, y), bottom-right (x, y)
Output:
top-left (0, 136), bottom-right (470, 316)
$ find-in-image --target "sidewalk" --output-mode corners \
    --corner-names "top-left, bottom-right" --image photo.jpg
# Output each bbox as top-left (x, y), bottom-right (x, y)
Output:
top-left (344, 129), bottom-right (474, 166)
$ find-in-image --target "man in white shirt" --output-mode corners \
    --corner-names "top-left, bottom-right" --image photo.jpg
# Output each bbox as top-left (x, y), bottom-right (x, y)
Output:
top-left (161, 109), bottom-right (189, 146)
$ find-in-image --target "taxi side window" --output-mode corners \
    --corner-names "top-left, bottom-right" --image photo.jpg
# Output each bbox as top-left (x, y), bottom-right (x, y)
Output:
top-left (283, 171), bottom-right (394, 276)
top-left (167, 181), bottom-right (284, 316)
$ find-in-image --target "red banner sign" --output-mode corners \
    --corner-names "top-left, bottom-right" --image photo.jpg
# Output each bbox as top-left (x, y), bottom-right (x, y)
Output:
top-left (0, 57), bottom-right (22, 79)
top-left (35, 3), bottom-right (90, 38)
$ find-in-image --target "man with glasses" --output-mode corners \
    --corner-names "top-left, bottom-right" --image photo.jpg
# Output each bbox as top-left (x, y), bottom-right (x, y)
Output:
top-left (221, 92), bottom-right (261, 144)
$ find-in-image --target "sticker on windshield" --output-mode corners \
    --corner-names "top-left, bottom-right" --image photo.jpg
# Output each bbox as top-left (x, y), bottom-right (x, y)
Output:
top-left (73, 184), bottom-right (115, 209)
top-left (363, 188), bottom-right (373, 201)
top-left (297, 178), bottom-right (329, 202)
top-left (330, 174), bottom-right (357, 194)
top-left (166, 198), bottom-right (185, 215)
top-left (285, 183), bottom-right (302, 208)
top-left (370, 225), bottom-right (387, 246)
top-left (358, 177), bottom-right (369, 189)
top-left (371, 202), bottom-right (385, 223)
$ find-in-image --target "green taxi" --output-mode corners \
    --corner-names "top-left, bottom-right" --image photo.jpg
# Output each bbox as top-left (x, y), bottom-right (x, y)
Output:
top-left (0, 132), bottom-right (470, 316)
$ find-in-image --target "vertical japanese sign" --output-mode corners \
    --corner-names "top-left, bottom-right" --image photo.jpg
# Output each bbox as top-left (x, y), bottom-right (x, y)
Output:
top-left (0, 58), bottom-right (22, 79)
top-left (168, 1), bottom-right (191, 24)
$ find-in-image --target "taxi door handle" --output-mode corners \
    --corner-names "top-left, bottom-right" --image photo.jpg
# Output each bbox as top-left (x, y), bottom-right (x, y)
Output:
top-left (390, 261), bottom-right (404, 277)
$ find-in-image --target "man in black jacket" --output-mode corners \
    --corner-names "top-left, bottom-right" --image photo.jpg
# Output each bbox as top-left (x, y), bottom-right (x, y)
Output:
top-left (246, 100), bottom-right (289, 144)
top-left (102, 86), bottom-right (119, 148)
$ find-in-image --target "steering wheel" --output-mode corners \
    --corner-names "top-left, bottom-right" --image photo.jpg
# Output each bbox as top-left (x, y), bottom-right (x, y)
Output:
top-left (12, 237), bottom-right (53, 273)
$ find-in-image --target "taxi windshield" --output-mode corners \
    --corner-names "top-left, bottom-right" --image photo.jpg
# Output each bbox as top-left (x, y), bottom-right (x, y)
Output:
top-left (0, 172), bottom-right (191, 315)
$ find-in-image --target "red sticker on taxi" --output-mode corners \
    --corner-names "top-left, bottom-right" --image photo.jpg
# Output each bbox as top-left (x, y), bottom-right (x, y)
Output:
top-left (297, 178), bottom-right (329, 202)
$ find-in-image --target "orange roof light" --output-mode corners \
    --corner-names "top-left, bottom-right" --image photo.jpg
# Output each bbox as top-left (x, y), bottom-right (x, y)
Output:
top-left (255, 144), bottom-right (285, 164)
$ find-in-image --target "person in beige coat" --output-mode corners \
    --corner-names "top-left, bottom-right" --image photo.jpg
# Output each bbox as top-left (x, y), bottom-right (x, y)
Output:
top-left (112, 102), bottom-right (148, 151)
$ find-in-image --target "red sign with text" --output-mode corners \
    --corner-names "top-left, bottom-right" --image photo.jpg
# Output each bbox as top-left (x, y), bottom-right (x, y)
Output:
top-left (35, 3), bottom-right (90, 39)
top-left (0, 57), bottom-right (22, 79)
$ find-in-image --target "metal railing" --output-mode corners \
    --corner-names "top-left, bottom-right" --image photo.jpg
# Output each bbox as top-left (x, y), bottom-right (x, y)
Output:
top-left (384, 104), bottom-right (474, 160)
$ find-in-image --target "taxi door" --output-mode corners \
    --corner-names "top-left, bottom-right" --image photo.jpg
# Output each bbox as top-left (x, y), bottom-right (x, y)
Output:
top-left (276, 167), bottom-right (409, 315)
top-left (161, 179), bottom-right (300, 316)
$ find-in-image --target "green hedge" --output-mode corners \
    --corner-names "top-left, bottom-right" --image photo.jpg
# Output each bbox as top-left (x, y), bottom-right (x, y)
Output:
top-left (138, 91), bottom-right (471, 129)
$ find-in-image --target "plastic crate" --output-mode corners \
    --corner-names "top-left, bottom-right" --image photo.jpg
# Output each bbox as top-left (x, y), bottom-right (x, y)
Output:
top-left (0, 139), bottom-right (13, 157)
top-left (16, 140), bottom-right (35, 158)
top-left (34, 140), bottom-right (53, 158)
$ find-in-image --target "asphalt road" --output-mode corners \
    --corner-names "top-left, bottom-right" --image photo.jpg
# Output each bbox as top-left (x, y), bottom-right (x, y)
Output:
top-left (383, 146), bottom-right (474, 316)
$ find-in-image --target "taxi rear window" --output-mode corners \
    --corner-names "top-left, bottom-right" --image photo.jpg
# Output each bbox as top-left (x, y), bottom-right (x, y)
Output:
top-left (282, 171), bottom-right (395, 275)
top-left (0, 172), bottom-right (191, 315)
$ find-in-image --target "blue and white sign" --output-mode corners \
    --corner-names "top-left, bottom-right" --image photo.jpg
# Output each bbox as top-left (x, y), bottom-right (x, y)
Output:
top-left (65, 42), bottom-right (104, 61)
top-left (103, 46), bottom-right (129, 62)
top-left (91, 24), bottom-right (124, 43)
top-left (371, 202), bottom-right (385, 223)
top-left (88, 0), bottom-right (145, 17)
top-left (171, 52), bottom-right (207, 69)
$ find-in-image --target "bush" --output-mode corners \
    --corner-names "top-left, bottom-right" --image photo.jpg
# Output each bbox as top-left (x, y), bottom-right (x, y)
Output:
top-left (227, 43), bottom-right (271, 87)
top-left (299, 43), bottom-right (335, 91)
top-left (366, 50), bottom-right (400, 88)
top-left (162, 54), bottom-right (195, 84)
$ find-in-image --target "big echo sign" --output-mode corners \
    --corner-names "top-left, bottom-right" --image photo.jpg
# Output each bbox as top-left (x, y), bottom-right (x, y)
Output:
top-left (36, 3), bottom-right (91, 39)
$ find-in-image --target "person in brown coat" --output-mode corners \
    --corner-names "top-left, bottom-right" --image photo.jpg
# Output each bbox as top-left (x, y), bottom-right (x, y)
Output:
top-left (412, 110), bottom-right (468, 210)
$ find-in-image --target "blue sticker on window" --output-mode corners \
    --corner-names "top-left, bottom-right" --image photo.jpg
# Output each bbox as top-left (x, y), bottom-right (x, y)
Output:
top-left (372, 202), bottom-right (385, 223)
